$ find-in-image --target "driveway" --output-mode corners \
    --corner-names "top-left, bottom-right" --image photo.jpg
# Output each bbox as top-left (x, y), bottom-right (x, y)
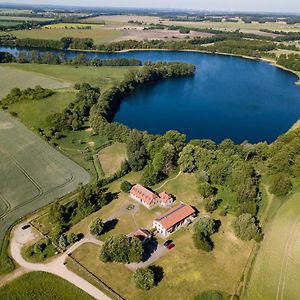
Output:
top-left (127, 244), bottom-right (169, 271)
top-left (9, 223), bottom-right (109, 300)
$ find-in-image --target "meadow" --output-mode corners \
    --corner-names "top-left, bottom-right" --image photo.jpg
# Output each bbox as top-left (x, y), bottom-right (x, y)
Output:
top-left (4, 63), bottom-right (135, 89)
top-left (98, 142), bottom-right (127, 176)
top-left (246, 189), bottom-right (300, 299)
top-left (0, 271), bottom-right (94, 300)
top-left (0, 65), bottom-right (70, 99)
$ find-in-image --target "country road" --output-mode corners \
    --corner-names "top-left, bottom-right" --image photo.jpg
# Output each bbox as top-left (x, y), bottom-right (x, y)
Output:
top-left (8, 223), bottom-right (110, 300)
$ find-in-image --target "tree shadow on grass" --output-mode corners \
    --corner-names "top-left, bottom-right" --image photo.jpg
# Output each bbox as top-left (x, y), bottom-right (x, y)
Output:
top-left (103, 218), bottom-right (118, 234)
top-left (149, 265), bottom-right (164, 285)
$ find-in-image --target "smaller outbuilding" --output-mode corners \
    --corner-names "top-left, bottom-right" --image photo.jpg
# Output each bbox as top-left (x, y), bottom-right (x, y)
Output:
top-left (128, 228), bottom-right (152, 245)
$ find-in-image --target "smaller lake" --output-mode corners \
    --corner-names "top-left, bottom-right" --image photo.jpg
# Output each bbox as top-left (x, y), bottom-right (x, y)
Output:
top-left (1, 47), bottom-right (300, 143)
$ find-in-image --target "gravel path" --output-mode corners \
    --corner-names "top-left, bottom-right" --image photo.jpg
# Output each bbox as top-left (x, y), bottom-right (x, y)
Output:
top-left (9, 223), bottom-right (109, 300)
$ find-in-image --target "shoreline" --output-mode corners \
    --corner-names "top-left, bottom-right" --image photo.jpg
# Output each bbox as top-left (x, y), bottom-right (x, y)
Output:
top-left (2, 44), bottom-right (299, 85)
top-left (70, 48), bottom-right (300, 86)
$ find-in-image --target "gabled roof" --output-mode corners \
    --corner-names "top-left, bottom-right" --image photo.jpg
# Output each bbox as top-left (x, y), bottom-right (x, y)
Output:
top-left (159, 191), bottom-right (172, 203)
top-left (129, 228), bottom-right (152, 243)
top-left (155, 203), bottom-right (195, 230)
top-left (130, 184), bottom-right (158, 205)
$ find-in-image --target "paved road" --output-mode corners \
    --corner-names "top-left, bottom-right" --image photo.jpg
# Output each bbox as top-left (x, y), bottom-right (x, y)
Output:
top-left (10, 223), bottom-right (109, 300)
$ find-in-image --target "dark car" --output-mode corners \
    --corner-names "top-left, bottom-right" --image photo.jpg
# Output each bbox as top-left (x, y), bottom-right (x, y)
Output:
top-left (163, 240), bottom-right (172, 247)
top-left (167, 243), bottom-right (175, 250)
top-left (21, 224), bottom-right (31, 230)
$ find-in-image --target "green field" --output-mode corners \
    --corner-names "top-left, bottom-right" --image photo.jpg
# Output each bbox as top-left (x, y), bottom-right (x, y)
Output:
top-left (246, 189), bottom-right (300, 299)
top-left (0, 271), bottom-right (94, 300)
top-left (8, 26), bottom-right (121, 44)
top-left (0, 65), bottom-right (70, 99)
top-left (0, 111), bottom-right (90, 248)
top-left (98, 142), bottom-right (127, 176)
top-left (0, 64), bottom-right (134, 178)
top-left (4, 63), bottom-right (135, 89)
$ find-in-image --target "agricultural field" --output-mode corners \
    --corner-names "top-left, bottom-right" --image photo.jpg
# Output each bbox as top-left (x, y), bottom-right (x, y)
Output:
top-left (161, 19), bottom-right (300, 34)
top-left (0, 63), bottom-right (136, 178)
top-left (98, 142), bottom-right (127, 176)
top-left (0, 111), bottom-right (90, 248)
top-left (82, 15), bottom-right (162, 25)
top-left (8, 25), bottom-right (122, 44)
top-left (0, 271), bottom-right (94, 300)
top-left (0, 65), bottom-right (70, 99)
top-left (0, 15), bottom-right (54, 22)
top-left (246, 189), bottom-right (300, 299)
top-left (4, 63), bottom-right (135, 88)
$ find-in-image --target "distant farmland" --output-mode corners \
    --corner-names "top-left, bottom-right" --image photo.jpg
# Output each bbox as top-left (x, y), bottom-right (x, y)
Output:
top-left (0, 111), bottom-right (90, 248)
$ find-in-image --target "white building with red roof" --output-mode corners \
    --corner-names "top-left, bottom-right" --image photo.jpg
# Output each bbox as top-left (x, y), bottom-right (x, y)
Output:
top-left (153, 203), bottom-right (196, 236)
top-left (130, 184), bottom-right (174, 209)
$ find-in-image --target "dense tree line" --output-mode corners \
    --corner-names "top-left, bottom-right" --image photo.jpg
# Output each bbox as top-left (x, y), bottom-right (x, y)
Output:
top-left (48, 83), bottom-right (100, 131)
top-left (10, 51), bottom-right (142, 67)
top-left (89, 61), bottom-right (195, 144)
top-left (0, 35), bottom-right (96, 50)
top-left (48, 183), bottom-right (108, 242)
top-left (1, 86), bottom-right (54, 106)
top-left (202, 39), bottom-right (276, 57)
top-left (277, 54), bottom-right (300, 72)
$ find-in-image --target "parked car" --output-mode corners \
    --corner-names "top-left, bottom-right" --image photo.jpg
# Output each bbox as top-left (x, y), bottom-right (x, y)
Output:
top-left (21, 224), bottom-right (30, 230)
top-left (163, 240), bottom-right (172, 247)
top-left (167, 243), bottom-right (175, 250)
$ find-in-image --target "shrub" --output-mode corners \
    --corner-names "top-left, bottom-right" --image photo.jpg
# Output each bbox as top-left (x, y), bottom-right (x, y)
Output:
top-left (90, 218), bottom-right (104, 236)
top-left (232, 213), bottom-right (262, 241)
top-left (193, 233), bottom-right (214, 252)
top-left (269, 173), bottom-right (292, 196)
top-left (120, 181), bottom-right (132, 193)
top-left (132, 267), bottom-right (155, 290)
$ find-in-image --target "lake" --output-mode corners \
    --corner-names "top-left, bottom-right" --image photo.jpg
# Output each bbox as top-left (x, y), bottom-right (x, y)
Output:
top-left (1, 46), bottom-right (300, 143)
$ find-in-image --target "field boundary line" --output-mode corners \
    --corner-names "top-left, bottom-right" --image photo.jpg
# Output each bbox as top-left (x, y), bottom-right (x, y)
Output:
top-left (68, 255), bottom-right (125, 300)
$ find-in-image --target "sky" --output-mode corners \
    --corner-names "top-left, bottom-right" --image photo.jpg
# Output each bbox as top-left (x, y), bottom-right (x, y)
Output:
top-left (1, 0), bottom-right (300, 13)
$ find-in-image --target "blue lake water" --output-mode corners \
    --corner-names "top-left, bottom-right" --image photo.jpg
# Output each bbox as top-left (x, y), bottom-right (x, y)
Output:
top-left (2, 46), bottom-right (300, 143)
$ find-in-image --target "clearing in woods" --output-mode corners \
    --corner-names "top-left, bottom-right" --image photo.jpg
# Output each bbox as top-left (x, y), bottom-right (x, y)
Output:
top-left (0, 111), bottom-right (90, 248)
top-left (246, 190), bottom-right (300, 299)
top-left (98, 143), bottom-right (127, 176)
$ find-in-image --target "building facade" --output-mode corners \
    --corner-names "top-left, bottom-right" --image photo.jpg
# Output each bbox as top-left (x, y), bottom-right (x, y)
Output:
top-left (153, 203), bottom-right (196, 236)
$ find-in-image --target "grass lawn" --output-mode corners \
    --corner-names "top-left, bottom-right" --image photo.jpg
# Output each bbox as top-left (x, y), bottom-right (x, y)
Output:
top-left (69, 210), bottom-right (253, 300)
top-left (0, 65), bottom-right (70, 99)
top-left (8, 26), bottom-right (121, 44)
top-left (65, 170), bottom-right (253, 299)
top-left (0, 271), bottom-right (94, 300)
top-left (22, 238), bottom-right (56, 263)
top-left (246, 189), bottom-right (300, 299)
top-left (6, 91), bottom-right (75, 129)
top-left (98, 142), bottom-right (127, 176)
top-left (4, 63), bottom-right (136, 89)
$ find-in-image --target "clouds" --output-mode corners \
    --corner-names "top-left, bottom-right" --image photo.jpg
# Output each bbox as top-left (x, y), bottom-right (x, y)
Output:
top-left (1, 0), bottom-right (300, 13)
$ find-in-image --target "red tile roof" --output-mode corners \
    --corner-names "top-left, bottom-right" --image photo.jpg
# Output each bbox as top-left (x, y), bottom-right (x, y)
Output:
top-left (159, 191), bottom-right (172, 203)
top-left (129, 229), bottom-right (151, 242)
top-left (155, 203), bottom-right (195, 230)
top-left (130, 184), bottom-right (158, 205)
